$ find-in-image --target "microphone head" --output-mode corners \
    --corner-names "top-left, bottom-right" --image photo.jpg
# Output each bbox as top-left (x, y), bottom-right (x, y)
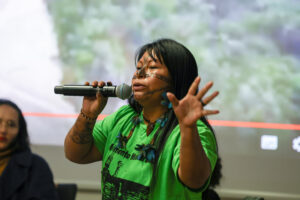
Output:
top-left (116, 83), bottom-right (132, 100)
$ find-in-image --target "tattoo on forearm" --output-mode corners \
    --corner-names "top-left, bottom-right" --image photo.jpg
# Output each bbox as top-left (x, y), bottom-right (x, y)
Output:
top-left (71, 130), bottom-right (93, 144)
top-left (71, 119), bottom-right (95, 144)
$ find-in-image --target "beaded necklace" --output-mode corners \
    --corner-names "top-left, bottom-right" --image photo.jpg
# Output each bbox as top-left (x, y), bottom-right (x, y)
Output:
top-left (116, 92), bottom-right (172, 163)
top-left (143, 115), bottom-right (156, 136)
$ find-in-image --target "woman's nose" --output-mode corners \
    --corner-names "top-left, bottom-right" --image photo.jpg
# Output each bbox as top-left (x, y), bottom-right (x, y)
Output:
top-left (0, 123), bottom-right (7, 133)
top-left (136, 67), bottom-right (146, 78)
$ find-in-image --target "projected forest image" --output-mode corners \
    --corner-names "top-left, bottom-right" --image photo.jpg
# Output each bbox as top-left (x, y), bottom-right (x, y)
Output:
top-left (1, 0), bottom-right (299, 149)
top-left (47, 0), bottom-right (300, 124)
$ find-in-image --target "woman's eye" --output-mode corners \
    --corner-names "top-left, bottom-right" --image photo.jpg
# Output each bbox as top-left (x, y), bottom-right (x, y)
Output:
top-left (7, 121), bottom-right (16, 128)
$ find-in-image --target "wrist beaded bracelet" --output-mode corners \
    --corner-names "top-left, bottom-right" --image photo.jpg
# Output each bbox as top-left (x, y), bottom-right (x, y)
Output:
top-left (80, 109), bottom-right (97, 121)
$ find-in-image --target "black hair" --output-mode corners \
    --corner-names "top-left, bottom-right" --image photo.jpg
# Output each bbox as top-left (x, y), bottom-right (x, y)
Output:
top-left (209, 157), bottom-right (223, 188)
top-left (202, 157), bottom-right (223, 200)
top-left (128, 38), bottom-right (199, 111)
top-left (0, 99), bottom-right (30, 152)
top-left (128, 38), bottom-right (218, 188)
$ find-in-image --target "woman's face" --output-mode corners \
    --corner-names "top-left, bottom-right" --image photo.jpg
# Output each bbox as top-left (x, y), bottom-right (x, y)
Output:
top-left (0, 105), bottom-right (19, 151)
top-left (132, 51), bottom-right (172, 106)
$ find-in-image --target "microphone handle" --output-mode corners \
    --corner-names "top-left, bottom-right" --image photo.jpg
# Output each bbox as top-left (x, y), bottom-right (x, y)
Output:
top-left (54, 85), bottom-right (117, 97)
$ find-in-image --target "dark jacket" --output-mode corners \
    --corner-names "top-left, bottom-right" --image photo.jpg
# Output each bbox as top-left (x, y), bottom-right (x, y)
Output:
top-left (0, 150), bottom-right (59, 200)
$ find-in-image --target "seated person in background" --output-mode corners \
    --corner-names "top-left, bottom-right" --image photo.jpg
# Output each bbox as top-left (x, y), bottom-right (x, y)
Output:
top-left (0, 99), bottom-right (59, 200)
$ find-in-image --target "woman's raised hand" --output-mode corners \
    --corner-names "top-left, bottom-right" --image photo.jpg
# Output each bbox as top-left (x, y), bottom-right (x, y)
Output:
top-left (81, 81), bottom-right (112, 119)
top-left (167, 77), bottom-right (219, 127)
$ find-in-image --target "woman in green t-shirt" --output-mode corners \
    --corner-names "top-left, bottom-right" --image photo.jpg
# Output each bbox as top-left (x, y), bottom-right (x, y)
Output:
top-left (64, 38), bottom-right (220, 200)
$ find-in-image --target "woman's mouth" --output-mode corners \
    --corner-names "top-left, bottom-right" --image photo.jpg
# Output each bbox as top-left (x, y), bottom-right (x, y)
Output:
top-left (0, 136), bottom-right (7, 142)
top-left (132, 83), bottom-right (146, 91)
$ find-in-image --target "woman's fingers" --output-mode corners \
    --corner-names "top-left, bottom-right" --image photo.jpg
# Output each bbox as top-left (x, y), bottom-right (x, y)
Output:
top-left (97, 81), bottom-right (105, 87)
top-left (107, 81), bottom-right (112, 86)
top-left (201, 91), bottom-right (219, 106)
top-left (86, 80), bottom-right (112, 87)
top-left (202, 109), bottom-right (220, 116)
top-left (187, 77), bottom-right (201, 95)
top-left (90, 81), bottom-right (98, 87)
top-left (166, 92), bottom-right (179, 107)
top-left (187, 78), bottom-right (217, 106)
top-left (84, 80), bottom-right (113, 98)
top-left (196, 81), bottom-right (213, 100)
top-left (84, 80), bottom-right (110, 98)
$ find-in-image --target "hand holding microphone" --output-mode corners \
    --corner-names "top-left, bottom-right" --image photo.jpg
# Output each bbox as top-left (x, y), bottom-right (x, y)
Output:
top-left (54, 81), bottom-right (132, 120)
top-left (54, 82), bottom-right (132, 100)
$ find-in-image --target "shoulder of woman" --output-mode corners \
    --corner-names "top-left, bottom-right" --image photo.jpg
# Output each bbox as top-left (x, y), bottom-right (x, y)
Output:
top-left (12, 150), bottom-right (32, 167)
top-left (14, 151), bottom-right (51, 170)
top-left (116, 104), bottom-right (136, 115)
top-left (30, 153), bottom-right (48, 164)
top-left (99, 104), bottom-right (136, 123)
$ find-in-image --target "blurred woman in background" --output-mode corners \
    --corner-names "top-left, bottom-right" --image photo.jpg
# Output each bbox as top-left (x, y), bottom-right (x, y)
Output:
top-left (0, 99), bottom-right (58, 200)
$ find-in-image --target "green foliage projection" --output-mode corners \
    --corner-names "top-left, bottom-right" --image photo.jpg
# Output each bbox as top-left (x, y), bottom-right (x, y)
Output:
top-left (47, 0), bottom-right (300, 123)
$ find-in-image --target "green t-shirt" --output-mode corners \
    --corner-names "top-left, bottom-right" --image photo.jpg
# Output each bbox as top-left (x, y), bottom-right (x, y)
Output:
top-left (93, 105), bottom-right (217, 200)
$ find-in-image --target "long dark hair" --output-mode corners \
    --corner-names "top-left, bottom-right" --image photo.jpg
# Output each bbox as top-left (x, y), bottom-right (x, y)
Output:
top-left (128, 38), bottom-right (218, 186)
top-left (0, 99), bottom-right (30, 152)
top-left (202, 157), bottom-right (223, 200)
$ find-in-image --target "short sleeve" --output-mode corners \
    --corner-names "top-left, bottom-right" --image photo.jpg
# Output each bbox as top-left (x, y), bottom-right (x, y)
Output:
top-left (92, 105), bottom-right (135, 155)
top-left (92, 115), bottom-right (112, 155)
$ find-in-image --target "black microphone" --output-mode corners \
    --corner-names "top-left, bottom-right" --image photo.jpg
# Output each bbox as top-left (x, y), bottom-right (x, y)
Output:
top-left (54, 83), bottom-right (132, 100)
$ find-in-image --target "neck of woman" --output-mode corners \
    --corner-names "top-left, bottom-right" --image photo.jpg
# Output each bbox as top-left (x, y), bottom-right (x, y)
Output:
top-left (0, 145), bottom-right (16, 159)
top-left (143, 105), bottom-right (168, 124)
